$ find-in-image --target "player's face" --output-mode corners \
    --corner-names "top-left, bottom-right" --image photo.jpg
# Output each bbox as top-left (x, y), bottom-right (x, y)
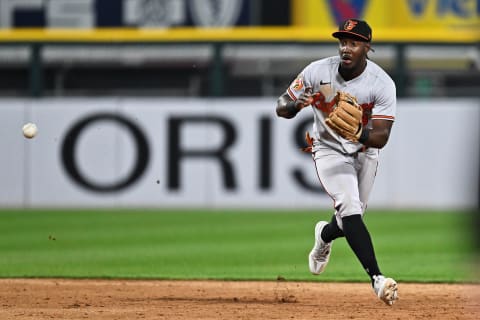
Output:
top-left (338, 38), bottom-right (369, 70)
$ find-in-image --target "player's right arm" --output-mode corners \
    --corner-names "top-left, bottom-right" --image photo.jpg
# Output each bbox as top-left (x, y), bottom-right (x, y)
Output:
top-left (276, 91), bottom-right (313, 119)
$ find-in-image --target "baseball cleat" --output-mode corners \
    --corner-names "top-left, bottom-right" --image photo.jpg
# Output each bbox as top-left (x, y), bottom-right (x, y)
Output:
top-left (308, 221), bottom-right (332, 275)
top-left (373, 275), bottom-right (398, 306)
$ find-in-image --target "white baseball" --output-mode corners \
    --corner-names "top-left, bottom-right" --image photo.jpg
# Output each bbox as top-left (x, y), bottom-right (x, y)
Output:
top-left (22, 123), bottom-right (38, 139)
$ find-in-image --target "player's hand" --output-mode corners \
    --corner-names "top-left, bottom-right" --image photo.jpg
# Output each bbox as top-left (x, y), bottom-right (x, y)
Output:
top-left (295, 87), bottom-right (315, 110)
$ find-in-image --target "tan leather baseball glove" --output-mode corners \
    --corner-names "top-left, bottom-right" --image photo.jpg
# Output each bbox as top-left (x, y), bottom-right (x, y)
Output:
top-left (325, 91), bottom-right (363, 141)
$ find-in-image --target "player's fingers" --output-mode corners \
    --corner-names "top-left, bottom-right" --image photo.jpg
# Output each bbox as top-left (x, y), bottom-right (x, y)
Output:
top-left (305, 86), bottom-right (313, 94)
top-left (298, 95), bottom-right (313, 107)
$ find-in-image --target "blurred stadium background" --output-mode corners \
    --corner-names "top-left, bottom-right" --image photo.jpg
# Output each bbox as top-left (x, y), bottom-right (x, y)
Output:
top-left (0, 0), bottom-right (478, 98)
top-left (0, 0), bottom-right (479, 280)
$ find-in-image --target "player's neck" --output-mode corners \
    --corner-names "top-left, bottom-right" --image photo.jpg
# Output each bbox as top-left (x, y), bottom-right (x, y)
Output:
top-left (339, 60), bottom-right (367, 81)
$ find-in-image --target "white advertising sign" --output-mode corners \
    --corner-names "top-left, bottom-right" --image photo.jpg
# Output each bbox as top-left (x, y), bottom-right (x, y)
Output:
top-left (0, 98), bottom-right (478, 209)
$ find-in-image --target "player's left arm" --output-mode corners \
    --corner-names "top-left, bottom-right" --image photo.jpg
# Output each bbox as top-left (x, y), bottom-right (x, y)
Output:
top-left (360, 79), bottom-right (396, 149)
top-left (360, 119), bottom-right (393, 149)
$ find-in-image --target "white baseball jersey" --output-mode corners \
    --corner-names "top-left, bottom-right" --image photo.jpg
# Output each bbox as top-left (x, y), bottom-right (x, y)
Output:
top-left (286, 56), bottom-right (396, 155)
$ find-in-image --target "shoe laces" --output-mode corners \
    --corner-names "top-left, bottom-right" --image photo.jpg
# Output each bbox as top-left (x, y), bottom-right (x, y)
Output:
top-left (313, 242), bottom-right (331, 259)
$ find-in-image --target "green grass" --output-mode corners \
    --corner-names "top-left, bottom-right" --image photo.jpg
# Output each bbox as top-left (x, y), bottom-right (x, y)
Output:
top-left (0, 209), bottom-right (477, 283)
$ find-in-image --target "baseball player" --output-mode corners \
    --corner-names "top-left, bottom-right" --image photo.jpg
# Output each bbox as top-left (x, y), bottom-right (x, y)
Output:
top-left (276, 19), bottom-right (398, 306)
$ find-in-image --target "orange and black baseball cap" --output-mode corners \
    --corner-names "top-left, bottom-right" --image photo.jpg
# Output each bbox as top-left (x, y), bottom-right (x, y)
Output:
top-left (332, 19), bottom-right (372, 42)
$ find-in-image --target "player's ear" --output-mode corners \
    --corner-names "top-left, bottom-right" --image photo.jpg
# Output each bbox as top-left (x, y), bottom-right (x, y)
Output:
top-left (364, 43), bottom-right (371, 53)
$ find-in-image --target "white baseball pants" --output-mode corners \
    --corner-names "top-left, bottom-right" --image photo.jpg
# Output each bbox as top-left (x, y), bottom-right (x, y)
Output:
top-left (312, 142), bottom-right (379, 230)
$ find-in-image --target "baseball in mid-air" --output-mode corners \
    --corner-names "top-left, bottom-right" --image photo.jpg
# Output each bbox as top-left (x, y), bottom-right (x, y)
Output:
top-left (22, 122), bottom-right (38, 139)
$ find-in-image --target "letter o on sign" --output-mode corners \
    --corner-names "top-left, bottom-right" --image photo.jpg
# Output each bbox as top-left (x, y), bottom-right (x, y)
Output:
top-left (61, 113), bottom-right (150, 192)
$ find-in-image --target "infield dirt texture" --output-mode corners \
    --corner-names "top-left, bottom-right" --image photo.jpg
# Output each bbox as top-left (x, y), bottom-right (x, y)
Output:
top-left (1, 279), bottom-right (479, 319)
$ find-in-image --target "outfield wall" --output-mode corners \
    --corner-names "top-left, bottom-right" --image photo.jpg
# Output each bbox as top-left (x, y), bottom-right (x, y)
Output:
top-left (0, 98), bottom-right (478, 209)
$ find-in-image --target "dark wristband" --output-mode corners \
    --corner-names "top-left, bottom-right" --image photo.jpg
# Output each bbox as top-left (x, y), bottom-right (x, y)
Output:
top-left (285, 101), bottom-right (299, 116)
top-left (358, 129), bottom-right (370, 144)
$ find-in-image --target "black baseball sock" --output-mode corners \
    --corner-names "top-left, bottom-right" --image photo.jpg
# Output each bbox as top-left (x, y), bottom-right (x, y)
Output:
top-left (342, 214), bottom-right (381, 284)
top-left (321, 214), bottom-right (344, 242)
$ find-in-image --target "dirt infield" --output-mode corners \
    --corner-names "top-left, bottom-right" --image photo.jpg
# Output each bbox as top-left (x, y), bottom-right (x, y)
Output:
top-left (0, 279), bottom-right (479, 320)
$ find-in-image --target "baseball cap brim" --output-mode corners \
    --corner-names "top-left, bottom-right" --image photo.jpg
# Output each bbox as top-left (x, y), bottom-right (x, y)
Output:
top-left (332, 30), bottom-right (370, 42)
